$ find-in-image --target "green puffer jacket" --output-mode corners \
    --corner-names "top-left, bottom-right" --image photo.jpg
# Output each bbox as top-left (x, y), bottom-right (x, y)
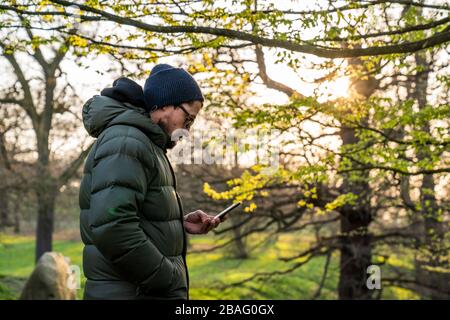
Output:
top-left (79, 95), bottom-right (188, 300)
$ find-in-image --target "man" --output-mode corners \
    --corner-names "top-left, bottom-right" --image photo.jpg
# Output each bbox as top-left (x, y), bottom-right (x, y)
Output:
top-left (79, 64), bottom-right (222, 300)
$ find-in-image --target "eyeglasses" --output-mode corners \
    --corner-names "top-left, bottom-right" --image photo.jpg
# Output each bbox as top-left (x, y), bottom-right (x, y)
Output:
top-left (175, 104), bottom-right (196, 129)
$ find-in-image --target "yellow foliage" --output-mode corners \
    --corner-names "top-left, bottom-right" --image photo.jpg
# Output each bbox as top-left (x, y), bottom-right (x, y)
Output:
top-left (297, 200), bottom-right (307, 207)
top-left (69, 35), bottom-right (88, 48)
top-left (244, 202), bottom-right (257, 212)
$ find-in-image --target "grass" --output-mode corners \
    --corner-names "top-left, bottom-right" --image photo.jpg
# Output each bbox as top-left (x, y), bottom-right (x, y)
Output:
top-left (186, 232), bottom-right (339, 299)
top-left (0, 232), bottom-right (419, 300)
top-left (0, 233), bottom-right (85, 299)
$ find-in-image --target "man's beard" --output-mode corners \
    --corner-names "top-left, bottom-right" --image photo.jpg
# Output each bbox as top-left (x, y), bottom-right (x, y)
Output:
top-left (157, 122), bottom-right (177, 149)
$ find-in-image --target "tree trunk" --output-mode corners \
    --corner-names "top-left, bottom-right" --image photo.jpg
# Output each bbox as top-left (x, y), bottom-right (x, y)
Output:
top-left (34, 179), bottom-right (57, 263)
top-left (337, 127), bottom-right (373, 300)
top-left (335, 53), bottom-right (378, 300)
top-left (0, 191), bottom-right (11, 229)
top-left (13, 209), bottom-right (21, 234)
top-left (0, 133), bottom-right (12, 230)
top-left (34, 96), bottom-right (55, 262)
top-left (12, 193), bottom-right (21, 233)
top-left (338, 207), bottom-right (372, 299)
top-left (230, 213), bottom-right (248, 259)
top-left (412, 51), bottom-right (449, 299)
top-left (416, 174), bottom-right (449, 299)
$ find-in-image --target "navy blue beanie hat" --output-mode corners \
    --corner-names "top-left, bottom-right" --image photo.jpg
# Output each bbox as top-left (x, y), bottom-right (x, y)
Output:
top-left (143, 64), bottom-right (204, 111)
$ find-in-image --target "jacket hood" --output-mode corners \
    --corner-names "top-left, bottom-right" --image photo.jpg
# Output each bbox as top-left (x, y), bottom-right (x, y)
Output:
top-left (100, 77), bottom-right (148, 111)
top-left (82, 95), bottom-right (170, 150)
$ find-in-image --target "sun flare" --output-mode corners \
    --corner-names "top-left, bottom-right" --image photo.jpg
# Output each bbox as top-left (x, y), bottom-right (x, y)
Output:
top-left (320, 76), bottom-right (351, 100)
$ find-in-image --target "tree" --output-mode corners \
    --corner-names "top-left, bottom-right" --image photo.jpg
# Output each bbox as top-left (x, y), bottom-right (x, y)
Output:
top-left (0, 13), bottom-right (93, 261)
top-left (0, 105), bottom-right (29, 233)
top-left (199, 45), bottom-right (448, 298)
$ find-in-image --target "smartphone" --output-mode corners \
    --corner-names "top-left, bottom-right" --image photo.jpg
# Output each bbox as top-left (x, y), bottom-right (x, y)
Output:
top-left (214, 202), bottom-right (241, 221)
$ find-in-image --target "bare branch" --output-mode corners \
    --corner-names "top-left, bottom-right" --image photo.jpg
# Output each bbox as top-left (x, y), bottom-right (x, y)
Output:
top-left (58, 142), bottom-right (94, 187)
top-left (48, 0), bottom-right (450, 58)
top-left (255, 44), bottom-right (303, 98)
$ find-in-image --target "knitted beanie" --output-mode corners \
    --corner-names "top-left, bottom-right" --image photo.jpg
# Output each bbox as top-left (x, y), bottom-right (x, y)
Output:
top-left (143, 63), bottom-right (204, 111)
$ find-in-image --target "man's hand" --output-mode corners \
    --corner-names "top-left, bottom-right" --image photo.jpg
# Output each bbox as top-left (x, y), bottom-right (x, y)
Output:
top-left (183, 210), bottom-right (225, 235)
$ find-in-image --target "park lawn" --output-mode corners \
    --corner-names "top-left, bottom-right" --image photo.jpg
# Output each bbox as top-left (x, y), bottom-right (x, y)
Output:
top-left (0, 232), bottom-right (417, 300)
top-left (0, 234), bottom-right (86, 299)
